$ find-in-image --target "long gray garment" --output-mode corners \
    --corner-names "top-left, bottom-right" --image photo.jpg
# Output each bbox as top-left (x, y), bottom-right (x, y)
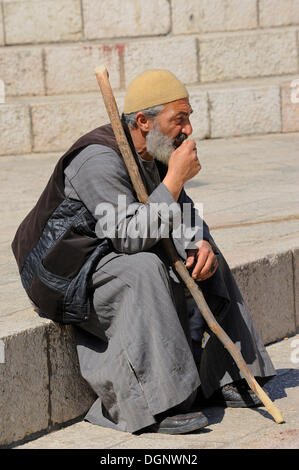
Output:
top-left (64, 144), bottom-right (276, 433)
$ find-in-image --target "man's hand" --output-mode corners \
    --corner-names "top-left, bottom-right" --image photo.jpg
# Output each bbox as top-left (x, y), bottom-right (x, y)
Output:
top-left (185, 240), bottom-right (218, 281)
top-left (167, 139), bottom-right (201, 185)
top-left (163, 140), bottom-right (200, 201)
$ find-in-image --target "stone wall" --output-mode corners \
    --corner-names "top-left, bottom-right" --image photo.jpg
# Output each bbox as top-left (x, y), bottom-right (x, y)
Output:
top-left (0, 0), bottom-right (299, 153)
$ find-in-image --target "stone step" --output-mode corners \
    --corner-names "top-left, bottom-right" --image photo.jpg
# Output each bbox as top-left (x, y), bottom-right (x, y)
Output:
top-left (1, 75), bottom-right (299, 156)
top-left (1, 250), bottom-right (298, 449)
top-left (12, 338), bottom-right (299, 449)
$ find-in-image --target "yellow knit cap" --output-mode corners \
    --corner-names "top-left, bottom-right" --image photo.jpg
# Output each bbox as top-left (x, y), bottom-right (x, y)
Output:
top-left (123, 69), bottom-right (189, 114)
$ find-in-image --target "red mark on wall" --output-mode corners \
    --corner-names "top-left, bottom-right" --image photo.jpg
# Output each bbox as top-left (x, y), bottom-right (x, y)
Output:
top-left (103, 43), bottom-right (125, 58)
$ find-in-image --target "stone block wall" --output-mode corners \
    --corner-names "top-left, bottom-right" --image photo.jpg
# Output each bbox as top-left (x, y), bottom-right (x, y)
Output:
top-left (0, 0), bottom-right (298, 154)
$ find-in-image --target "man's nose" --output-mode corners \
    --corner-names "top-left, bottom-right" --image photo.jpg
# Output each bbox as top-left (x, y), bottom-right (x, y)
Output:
top-left (182, 120), bottom-right (193, 136)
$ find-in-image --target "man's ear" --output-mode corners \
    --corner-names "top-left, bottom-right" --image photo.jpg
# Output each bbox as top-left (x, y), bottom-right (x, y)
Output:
top-left (135, 112), bottom-right (152, 132)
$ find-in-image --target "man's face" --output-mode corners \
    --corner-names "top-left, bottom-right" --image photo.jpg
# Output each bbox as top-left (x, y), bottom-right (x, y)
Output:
top-left (154, 98), bottom-right (193, 144)
top-left (145, 98), bottom-right (193, 164)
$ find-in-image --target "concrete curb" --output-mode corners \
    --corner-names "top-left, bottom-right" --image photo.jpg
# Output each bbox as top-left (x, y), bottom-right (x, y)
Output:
top-left (1, 247), bottom-right (298, 448)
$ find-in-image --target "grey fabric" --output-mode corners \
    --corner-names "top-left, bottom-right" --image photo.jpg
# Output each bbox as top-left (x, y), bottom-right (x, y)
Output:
top-left (64, 144), bottom-right (182, 255)
top-left (64, 143), bottom-right (276, 433)
top-left (75, 247), bottom-right (200, 432)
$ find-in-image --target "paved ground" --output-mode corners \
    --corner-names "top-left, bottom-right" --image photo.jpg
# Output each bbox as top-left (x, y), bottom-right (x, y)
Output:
top-left (186, 132), bottom-right (299, 266)
top-left (14, 335), bottom-right (299, 449)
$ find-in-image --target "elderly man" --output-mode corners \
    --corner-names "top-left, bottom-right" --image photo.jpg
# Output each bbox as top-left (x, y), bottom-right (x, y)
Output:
top-left (12, 70), bottom-right (276, 435)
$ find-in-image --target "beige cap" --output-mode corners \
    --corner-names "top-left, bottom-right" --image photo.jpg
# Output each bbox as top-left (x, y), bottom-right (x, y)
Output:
top-left (123, 69), bottom-right (189, 114)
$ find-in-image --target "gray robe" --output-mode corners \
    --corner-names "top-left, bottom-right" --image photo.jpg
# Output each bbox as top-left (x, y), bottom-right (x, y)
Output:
top-left (64, 144), bottom-right (276, 433)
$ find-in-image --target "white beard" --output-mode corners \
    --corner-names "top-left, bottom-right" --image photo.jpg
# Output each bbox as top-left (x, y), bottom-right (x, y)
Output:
top-left (145, 124), bottom-right (175, 165)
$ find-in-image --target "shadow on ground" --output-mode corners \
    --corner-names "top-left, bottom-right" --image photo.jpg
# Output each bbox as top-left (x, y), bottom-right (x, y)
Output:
top-left (191, 368), bottom-right (298, 430)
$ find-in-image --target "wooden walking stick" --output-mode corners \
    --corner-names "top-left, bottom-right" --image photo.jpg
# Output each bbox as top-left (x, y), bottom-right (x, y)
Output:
top-left (94, 64), bottom-right (284, 424)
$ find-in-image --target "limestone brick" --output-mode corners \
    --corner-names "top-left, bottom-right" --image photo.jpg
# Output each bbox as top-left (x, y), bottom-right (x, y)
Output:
top-left (83, 0), bottom-right (170, 39)
top-left (0, 104), bottom-right (31, 155)
top-left (209, 85), bottom-right (281, 138)
top-left (0, 46), bottom-right (44, 96)
top-left (199, 31), bottom-right (298, 82)
top-left (0, 5), bottom-right (4, 45)
top-left (3, 0), bottom-right (82, 44)
top-left (0, 79), bottom-right (4, 103)
top-left (45, 44), bottom-right (121, 95)
top-left (172, 0), bottom-right (257, 34)
top-left (31, 93), bottom-right (125, 152)
top-left (188, 89), bottom-right (209, 139)
top-left (259, 0), bottom-right (299, 27)
top-left (281, 79), bottom-right (299, 132)
top-left (124, 37), bottom-right (198, 87)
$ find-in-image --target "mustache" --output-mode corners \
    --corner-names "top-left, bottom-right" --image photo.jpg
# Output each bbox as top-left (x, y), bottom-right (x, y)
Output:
top-left (173, 132), bottom-right (188, 148)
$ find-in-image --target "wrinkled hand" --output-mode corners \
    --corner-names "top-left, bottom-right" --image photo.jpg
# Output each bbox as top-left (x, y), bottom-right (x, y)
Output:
top-left (185, 240), bottom-right (218, 281)
top-left (167, 139), bottom-right (201, 185)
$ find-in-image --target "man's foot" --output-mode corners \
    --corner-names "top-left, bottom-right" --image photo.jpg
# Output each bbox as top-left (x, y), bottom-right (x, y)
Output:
top-left (204, 380), bottom-right (263, 408)
top-left (139, 410), bottom-right (208, 435)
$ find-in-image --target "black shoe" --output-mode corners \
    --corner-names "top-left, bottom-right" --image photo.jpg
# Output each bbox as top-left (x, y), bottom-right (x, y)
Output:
top-left (207, 380), bottom-right (263, 408)
top-left (140, 410), bottom-right (208, 435)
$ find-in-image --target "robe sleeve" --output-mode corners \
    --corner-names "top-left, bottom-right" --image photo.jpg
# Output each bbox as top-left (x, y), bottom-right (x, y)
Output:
top-left (64, 144), bottom-right (183, 254)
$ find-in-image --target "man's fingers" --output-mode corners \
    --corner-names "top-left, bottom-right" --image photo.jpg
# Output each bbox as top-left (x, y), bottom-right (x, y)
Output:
top-left (200, 251), bottom-right (217, 277)
top-left (186, 241), bottom-right (218, 281)
top-left (185, 249), bottom-right (197, 268)
top-left (197, 254), bottom-right (218, 280)
top-left (192, 250), bottom-right (218, 280)
top-left (186, 256), bottom-right (195, 268)
top-left (191, 247), bottom-right (210, 279)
